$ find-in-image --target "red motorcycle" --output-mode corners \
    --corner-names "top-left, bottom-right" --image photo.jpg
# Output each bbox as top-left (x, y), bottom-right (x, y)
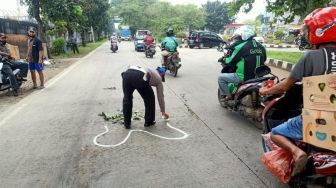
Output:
top-left (261, 83), bottom-right (336, 187)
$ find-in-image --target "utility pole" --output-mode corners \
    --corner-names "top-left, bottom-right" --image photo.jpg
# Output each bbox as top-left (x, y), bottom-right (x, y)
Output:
top-left (16, 0), bottom-right (20, 15)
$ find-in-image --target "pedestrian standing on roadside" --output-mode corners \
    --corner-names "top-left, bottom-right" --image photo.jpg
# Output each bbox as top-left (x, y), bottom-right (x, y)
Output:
top-left (26, 27), bottom-right (44, 89)
top-left (121, 66), bottom-right (169, 129)
top-left (70, 35), bottom-right (79, 54)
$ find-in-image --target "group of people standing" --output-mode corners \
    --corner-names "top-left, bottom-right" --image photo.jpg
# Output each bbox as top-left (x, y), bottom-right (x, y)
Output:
top-left (0, 27), bottom-right (45, 96)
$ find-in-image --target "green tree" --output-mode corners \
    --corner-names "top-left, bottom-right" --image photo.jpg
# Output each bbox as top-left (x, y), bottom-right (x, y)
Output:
top-left (202, 1), bottom-right (231, 33)
top-left (228, 0), bottom-right (333, 23)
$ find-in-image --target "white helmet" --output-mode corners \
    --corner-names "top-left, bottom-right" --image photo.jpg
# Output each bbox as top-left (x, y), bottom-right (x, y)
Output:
top-left (233, 25), bottom-right (255, 41)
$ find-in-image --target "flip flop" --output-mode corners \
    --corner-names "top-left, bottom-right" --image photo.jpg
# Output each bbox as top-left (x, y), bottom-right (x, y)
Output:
top-left (291, 154), bottom-right (308, 177)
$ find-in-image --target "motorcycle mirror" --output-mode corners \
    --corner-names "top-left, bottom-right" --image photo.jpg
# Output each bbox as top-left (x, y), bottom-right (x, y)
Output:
top-left (255, 66), bottom-right (271, 77)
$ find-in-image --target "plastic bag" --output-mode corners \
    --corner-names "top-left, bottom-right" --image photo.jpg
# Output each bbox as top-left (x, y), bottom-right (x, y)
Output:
top-left (262, 149), bottom-right (294, 184)
top-left (262, 133), bottom-right (280, 150)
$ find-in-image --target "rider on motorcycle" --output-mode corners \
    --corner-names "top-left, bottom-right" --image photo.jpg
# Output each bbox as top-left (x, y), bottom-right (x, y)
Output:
top-left (161, 27), bottom-right (178, 67)
top-left (0, 33), bottom-right (28, 96)
top-left (259, 7), bottom-right (336, 176)
top-left (143, 31), bottom-right (155, 50)
top-left (110, 33), bottom-right (118, 43)
top-left (218, 25), bottom-right (267, 101)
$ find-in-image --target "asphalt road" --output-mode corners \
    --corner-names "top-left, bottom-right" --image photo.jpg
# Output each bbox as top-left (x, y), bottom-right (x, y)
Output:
top-left (0, 42), bottom-right (290, 188)
top-left (266, 47), bottom-right (302, 52)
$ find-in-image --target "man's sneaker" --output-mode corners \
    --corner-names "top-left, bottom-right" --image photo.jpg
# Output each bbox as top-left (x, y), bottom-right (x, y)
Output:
top-left (124, 124), bottom-right (131, 129)
top-left (144, 121), bottom-right (156, 127)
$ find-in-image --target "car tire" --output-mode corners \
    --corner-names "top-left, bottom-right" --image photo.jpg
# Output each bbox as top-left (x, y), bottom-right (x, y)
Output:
top-left (189, 45), bottom-right (194, 49)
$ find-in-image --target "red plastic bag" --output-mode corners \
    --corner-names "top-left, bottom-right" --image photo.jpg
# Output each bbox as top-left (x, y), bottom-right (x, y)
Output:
top-left (262, 133), bottom-right (280, 150)
top-left (262, 149), bottom-right (294, 184)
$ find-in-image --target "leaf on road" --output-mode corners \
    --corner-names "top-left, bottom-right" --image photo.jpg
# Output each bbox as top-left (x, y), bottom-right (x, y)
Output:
top-left (98, 111), bottom-right (144, 124)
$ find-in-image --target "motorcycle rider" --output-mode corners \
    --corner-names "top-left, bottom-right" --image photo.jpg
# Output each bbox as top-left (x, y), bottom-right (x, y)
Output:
top-left (121, 66), bottom-right (169, 129)
top-left (0, 33), bottom-right (28, 96)
top-left (143, 31), bottom-right (155, 50)
top-left (218, 25), bottom-right (267, 101)
top-left (259, 7), bottom-right (336, 176)
top-left (161, 28), bottom-right (178, 67)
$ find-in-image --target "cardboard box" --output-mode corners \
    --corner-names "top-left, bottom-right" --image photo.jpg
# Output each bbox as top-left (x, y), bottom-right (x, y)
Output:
top-left (302, 74), bottom-right (336, 112)
top-left (302, 108), bottom-right (336, 152)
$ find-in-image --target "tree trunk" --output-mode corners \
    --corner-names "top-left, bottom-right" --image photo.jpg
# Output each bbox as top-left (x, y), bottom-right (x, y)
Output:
top-left (81, 32), bottom-right (86, 47)
top-left (32, 0), bottom-right (51, 58)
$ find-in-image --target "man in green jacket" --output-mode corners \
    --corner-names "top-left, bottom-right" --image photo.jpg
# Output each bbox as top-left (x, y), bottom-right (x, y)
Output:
top-left (218, 25), bottom-right (267, 101)
top-left (161, 28), bottom-right (178, 67)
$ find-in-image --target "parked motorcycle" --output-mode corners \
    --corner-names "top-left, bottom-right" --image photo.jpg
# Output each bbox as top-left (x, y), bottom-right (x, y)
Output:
top-left (217, 64), bottom-right (278, 129)
top-left (261, 83), bottom-right (336, 187)
top-left (163, 51), bottom-right (181, 77)
top-left (145, 44), bottom-right (156, 58)
top-left (111, 41), bottom-right (118, 53)
top-left (0, 57), bottom-right (26, 96)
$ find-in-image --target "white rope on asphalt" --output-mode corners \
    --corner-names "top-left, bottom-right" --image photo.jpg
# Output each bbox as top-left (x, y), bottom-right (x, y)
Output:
top-left (93, 122), bottom-right (189, 148)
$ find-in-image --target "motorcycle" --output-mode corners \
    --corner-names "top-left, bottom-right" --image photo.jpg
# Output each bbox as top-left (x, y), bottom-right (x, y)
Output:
top-left (0, 58), bottom-right (26, 96)
top-left (110, 41), bottom-right (118, 53)
top-left (297, 36), bottom-right (312, 51)
top-left (145, 44), bottom-right (156, 58)
top-left (217, 64), bottom-right (278, 129)
top-left (163, 51), bottom-right (181, 77)
top-left (261, 83), bottom-right (336, 187)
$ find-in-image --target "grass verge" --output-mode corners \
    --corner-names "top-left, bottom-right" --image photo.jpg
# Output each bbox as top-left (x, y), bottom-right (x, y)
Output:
top-left (52, 39), bottom-right (107, 59)
top-left (267, 50), bottom-right (304, 64)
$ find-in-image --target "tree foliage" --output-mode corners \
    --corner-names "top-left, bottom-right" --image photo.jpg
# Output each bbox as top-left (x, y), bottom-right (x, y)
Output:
top-left (110, 0), bottom-right (206, 40)
top-left (21, 0), bottom-right (111, 43)
top-left (202, 1), bottom-right (231, 33)
top-left (228, 0), bottom-right (333, 23)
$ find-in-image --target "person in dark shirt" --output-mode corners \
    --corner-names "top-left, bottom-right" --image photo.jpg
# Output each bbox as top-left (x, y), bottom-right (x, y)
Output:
top-left (26, 27), bottom-right (44, 89)
top-left (259, 7), bottom-right (336, 176)
top-left (0, 33), bottom-right (28, 96)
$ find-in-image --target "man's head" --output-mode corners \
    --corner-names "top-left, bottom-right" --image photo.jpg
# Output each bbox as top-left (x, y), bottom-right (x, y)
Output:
top-left (303, 7), bottom-right (336, 47)
top-left (0, 33), bottom-right (7, 45)
top-left (156, 66), bottom-right (166, 82)
top-left (147, 31), bottom-right (152, 36)
top-left (28, 27), bottom-right (36, 38)
top-left (166, 27), bottom-right (174, 37)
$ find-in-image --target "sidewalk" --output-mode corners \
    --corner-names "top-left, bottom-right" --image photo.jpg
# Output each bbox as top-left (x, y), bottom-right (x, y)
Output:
top-left (264, 44), bottom-right (298, 48)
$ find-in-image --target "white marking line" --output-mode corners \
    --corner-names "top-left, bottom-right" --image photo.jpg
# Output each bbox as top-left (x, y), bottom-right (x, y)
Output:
top-left (93, 123), bottom-right (189, 148)
top-left (0, 104), bottom-right (27, 126)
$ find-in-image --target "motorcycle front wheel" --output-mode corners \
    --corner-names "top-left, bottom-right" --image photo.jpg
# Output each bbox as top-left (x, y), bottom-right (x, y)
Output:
top-left (217, 88), bottom-right (227, 108)
top-left (170, 63), bottom-right (178, 77)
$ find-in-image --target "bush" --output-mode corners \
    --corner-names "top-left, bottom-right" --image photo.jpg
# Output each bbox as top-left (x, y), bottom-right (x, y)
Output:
top-left (176, 31), bottom-right (187, 39)
top-left (274, 29), bottom-right (286, 40)
top-left (52, 37), bottom-right (66, 55)
top-left (284, 34), bottom-right (296, 44)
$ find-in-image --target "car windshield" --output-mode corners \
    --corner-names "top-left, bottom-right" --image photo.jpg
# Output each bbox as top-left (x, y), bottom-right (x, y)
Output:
top-left (137, 31), bottom-right (147, 36)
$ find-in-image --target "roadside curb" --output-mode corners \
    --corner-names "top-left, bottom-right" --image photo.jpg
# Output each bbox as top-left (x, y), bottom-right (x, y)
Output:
top-left (265, 58), bottom-right (294, 71)
top-left (264, 44), bottom-right (297, 48)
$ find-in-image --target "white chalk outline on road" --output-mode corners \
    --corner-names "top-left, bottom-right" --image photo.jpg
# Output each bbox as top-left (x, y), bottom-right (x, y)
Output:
top-left (93, 122), bottom-right (189, 148)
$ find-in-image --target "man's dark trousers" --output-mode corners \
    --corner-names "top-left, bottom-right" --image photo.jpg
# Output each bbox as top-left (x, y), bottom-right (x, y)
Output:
top-left (1, 63), bottom-right (19, 90)
top-left (122, 69), bottom-right (155, 127)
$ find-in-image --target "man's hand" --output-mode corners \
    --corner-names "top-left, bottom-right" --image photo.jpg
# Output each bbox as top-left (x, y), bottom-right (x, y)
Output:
top-left (259, 87), bottom-right (269, 96)
top-left (162, 112), bottom-right (169, 120)
top-left (38, 59), bottom-right (43, 64)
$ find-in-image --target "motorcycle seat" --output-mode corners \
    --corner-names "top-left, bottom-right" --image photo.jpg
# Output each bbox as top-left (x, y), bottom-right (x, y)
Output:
top-left (243, 77), bottom-right (270, 84)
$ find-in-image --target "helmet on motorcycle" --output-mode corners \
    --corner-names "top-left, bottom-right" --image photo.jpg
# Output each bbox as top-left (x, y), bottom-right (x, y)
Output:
top-left (303, 7), bottom-right (336, 45)
top-left (156, 66), bottom-right (166, 82)
top-left (166, 27), bottom-right (174, 37)
top-left (233, 25), bottom-right (255, 41)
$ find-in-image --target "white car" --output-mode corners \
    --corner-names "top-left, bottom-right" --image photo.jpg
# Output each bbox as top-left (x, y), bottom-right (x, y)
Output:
top-left (254, 36), bottom-right (265, 44)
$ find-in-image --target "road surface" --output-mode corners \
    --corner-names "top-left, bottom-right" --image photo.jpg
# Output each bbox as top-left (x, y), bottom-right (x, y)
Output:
top-left (0, 42), bottom-right (290, 187)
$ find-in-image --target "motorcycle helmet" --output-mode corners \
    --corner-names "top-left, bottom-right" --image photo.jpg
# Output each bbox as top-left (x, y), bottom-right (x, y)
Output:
top-left (166, 27), bottom-right (174, 37)
top-left (233, 25), bottom-right (255, 41)
top-left (156, 66), bottom-right (166, 82)
top-left (303, 7), bottom-right (336, 45)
